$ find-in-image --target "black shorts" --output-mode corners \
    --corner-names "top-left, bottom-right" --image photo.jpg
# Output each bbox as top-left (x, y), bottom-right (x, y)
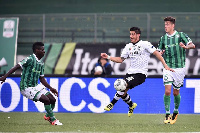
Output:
top-left (123, 73), bottom-right (146, 89)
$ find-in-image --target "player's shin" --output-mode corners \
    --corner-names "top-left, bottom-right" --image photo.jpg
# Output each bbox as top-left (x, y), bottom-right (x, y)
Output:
top-left (121, 93), bottom-right (133, 107)
top-left (51, 104), bottom-right (55, 110)
top-left (112, 91), bottom-right (125, 105)
top-left (44, 105), bottom-right (56, 121)
top-left (164, 94), bottom-right (170, 114)
top-left (174, 94), bottom-right (181, 113)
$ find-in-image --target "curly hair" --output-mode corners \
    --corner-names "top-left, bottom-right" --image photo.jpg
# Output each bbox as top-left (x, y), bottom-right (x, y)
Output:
top-left (32, 42), bottom-right (44, 53)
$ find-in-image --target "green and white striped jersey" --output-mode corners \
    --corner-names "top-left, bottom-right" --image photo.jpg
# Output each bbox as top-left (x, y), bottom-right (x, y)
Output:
top-left (18, 54), bottom-right (44, 91)
top-left (158, 31), bottom-right (192, 68)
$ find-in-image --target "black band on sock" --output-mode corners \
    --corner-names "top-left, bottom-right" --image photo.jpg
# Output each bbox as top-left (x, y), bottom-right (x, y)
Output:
top-left (128, 101), bottom-right (133, 107)
top-left (111, 99), bottom-right (118, 105)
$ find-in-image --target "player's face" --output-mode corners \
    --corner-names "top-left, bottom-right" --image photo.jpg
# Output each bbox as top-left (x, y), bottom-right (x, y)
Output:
top-left (36, 46), bottom-right (45, 59)
top-left (165, 21), bottom-right (174, 34)
top-left (100, 58), bottom-right (107, 66)
top-left (130, 31), bottom-right (140, 43)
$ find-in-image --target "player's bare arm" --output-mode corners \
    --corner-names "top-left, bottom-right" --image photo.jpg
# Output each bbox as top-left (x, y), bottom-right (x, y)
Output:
top-left (159, 50), bottom-right (165, 55)
top-left (179, 42), bottom-right (195, 49)
top-left (101, 53), bottom-right (124, 63)
top-left (0, 64), bottom-right (21, 84)
top-left (39, 76), bottom-right (58, 97)
top-left (153, 51), bottom-right (174, 72)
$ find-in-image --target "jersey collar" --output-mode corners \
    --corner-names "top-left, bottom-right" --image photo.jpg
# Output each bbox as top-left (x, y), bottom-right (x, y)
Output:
top-left (132, 40), bottom-right (141, 45)
top-left (166, 30), bottom-right (177, 37)
top-left (33, 54), bottom-right (41, 62)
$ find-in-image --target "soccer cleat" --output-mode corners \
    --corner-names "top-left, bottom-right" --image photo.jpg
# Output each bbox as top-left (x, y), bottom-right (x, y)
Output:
top-left (51, 119), bottom-right (63, 125)
top-left (104, 103), bottom-right (114, 111)
top-left (44, 115), bottom-right (51, 123)
top-left (170, 113), bottom-right (178, 124)
top-left (164, 114), bottom-right (171, 124)
top-left (128, 103), bottom-right (137, 117)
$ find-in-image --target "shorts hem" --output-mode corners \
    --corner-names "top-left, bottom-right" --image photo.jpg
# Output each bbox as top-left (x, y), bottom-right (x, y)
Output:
top-left (164, 81), bottom-right (173, 85)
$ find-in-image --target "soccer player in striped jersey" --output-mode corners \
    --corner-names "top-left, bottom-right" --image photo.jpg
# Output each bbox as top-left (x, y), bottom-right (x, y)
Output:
top-left (0, 42), bottom-right (62, 125)
top-left (101, 27), bottom-right (174, 117)
top-left (158, 16), bottom-right (195, 124)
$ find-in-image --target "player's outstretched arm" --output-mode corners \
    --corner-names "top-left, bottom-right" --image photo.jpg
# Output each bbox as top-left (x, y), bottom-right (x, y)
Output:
top-left (39, 76), bottom-right (58, 97)
top-left (101, 53), bottom-right (124, 63)
top-left (153, 51), bottom-right (174, 72)
top-left (179, 42), bottom-right (195, 49)
top-left (0, 64), bottom-right (21, 84)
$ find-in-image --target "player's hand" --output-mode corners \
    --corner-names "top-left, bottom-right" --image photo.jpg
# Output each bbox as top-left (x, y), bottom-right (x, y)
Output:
top-left (101, 53), bottom-right (108, 59)
top-left (164, 66), bottom-right (175, 72)
top-left (160, 50), bottom-right (165, 55)
top-left (0, 76), bottom-right (6, 84)
top-left (50, 88), bottom-right (58, 97)
top-left (179, 42), bottom-right (187, 49)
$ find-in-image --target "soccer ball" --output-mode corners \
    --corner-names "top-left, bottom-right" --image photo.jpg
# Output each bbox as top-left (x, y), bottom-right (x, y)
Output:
top-left (114, 79), bottom-right (127, 91)
top-left (95, 66), bottom-right (103, 73)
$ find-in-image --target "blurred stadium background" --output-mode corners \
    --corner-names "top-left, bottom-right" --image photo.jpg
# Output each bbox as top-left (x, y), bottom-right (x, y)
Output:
top-left (0, 1), bottom-right (200, 131)
top-left (1, 0), bottom-right (200, 75)
top-left (0, 0), bottom-right (199, 54)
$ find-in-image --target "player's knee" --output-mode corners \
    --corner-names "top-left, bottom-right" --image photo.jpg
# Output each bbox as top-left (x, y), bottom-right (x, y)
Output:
top-left (165, 90), bottom-right (171, 96)
top-left (47, 93), bottom-right (56, 104)
top-left (50, 96), bottom-right (56, 104)
top-left (173, 91), bottom-right (179, 96)
top-left (39, 95), bottom-right (51, 105)
top-left (43, 98), bottom-right (50, 105)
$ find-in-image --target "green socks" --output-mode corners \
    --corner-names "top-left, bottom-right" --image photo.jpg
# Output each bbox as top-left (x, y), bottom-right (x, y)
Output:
top-left (44, 105), bottom-right (56, 121)
top-left (51, 103), bottom-right (55, 110)
top-left (164, 95), bottom-right (170, 114)
top-left (174, 94), bottom-right (181, 113)
top-left (45, 104), bottom-right (55, 117)
top-left (164, 94), bottom-right (181, 114)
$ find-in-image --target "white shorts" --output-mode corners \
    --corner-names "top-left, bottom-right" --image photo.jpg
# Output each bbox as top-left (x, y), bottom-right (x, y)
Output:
top-left (21, 84), bottom-right (49, 101)
top-left (163, 67), bottom-right (186, 89)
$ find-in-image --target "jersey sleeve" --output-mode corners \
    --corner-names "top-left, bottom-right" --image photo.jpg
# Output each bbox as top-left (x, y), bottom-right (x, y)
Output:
top-left (145, 41), bottom-right (156, 53)
top-left (157, 36), bottom-right (164, 51)
top-left (40, 64), bottom-right (44, 77)
top-left (120, 44), bottom-right (129, 59)
top-left (180, 32), bottom-right (192, 45)
top-left (18, 56), bottom-right (32, 68)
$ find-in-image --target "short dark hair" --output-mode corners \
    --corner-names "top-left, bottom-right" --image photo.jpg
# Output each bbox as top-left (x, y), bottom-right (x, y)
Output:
top-left (130, 27), bottom-right (141, 34)
top-left (164, 16), bottom-right (176, 24)
top-left (32, 42), bottom-right (44, 53)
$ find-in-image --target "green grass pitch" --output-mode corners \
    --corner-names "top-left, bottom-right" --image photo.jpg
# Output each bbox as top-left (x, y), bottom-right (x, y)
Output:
top-left (1, 112), bottom-right (200, 132)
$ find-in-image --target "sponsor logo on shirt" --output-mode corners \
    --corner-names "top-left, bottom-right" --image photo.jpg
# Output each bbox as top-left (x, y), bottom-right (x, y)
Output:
top-left (165, 43), bottom-right (179, 48)
top-left (32, 68), bottom-right (41, 74)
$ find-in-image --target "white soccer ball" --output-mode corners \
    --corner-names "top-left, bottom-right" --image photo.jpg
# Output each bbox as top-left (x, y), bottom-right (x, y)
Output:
top-left (114, 79), bottom-right (127, 91)
top-left (95, 66), bottom-right (103, 73)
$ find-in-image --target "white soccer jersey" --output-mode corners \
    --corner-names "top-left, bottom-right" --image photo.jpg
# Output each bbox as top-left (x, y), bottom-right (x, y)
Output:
top-left (121, 40), bottom-right (156, 76)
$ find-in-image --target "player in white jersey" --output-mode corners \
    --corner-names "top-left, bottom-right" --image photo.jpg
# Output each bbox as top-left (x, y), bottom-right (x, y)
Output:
top-left (101, 27), bottom-right (174, 117)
